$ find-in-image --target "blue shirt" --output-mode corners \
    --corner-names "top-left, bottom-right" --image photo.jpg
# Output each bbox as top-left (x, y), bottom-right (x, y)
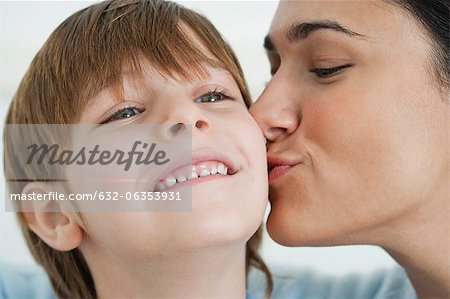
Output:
top-left (0, 262), bottom-right (416, 299)
top-left (0, 263), bottom-right (54, 299)
top-left (247, 266), bottom-right (417, 299)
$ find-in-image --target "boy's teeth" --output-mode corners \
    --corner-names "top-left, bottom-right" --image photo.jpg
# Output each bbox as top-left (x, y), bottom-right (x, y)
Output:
top-left (155, 182), bottom-right (166, 191)
top-left (217, 163), bottom-right (225, 175)
top-left (211, 165), bottom-right (217, 175)
top-left (199, 169), bottom-right (211, 177)
top-left (165, 175), bottom-right (177, 187)
top-left (156, 161), bottom-right (231, 191)
top-left (220, 166), bottom-right (228, 175)
top-left (177, 176), bottom-right (187, 182)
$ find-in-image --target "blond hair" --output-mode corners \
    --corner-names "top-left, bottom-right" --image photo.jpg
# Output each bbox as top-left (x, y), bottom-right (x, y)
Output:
top-left (4, 0), bottom-right (272, 297)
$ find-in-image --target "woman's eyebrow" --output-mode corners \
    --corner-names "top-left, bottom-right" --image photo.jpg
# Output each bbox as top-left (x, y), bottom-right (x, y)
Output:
top-left (263, 20), bottom-right (368, 53)
top-left (286, 20), bottom-right (367, 42)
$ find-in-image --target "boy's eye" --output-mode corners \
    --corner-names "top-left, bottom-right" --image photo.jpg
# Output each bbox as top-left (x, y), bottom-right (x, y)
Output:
top-left (195, 91), bottom-right (230, 103)
top-left (106, 106), bottom-right (143, 123)
top-left (310, 64), bottom-right (352, 78)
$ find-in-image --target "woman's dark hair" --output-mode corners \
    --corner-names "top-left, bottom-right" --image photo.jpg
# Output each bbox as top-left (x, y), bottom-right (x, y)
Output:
top-left (390, 0), bottom-right (449, 89)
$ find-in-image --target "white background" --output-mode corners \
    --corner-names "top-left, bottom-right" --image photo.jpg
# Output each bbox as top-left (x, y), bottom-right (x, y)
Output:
top-left (0, 1), bottom-right (396, 276)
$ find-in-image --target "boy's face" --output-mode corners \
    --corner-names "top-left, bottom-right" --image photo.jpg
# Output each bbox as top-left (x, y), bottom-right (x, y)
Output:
top-left (73, 61), bottom-right (268, 260)
top-left (250, 0), bottom-right (448, 246)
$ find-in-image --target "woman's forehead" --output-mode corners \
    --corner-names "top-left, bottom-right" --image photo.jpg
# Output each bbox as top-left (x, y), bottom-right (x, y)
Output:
top-left (270, 1), bottom-right (394, 41)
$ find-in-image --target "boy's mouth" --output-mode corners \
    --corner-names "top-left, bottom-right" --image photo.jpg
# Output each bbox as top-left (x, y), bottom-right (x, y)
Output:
top-left (152, 151), bottom-right (238, 192)
top-left (154, 161), bottom-right (233, 191)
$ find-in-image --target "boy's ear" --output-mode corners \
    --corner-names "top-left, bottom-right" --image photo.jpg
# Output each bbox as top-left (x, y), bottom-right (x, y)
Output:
top-left (21, 182), bottom-right (83, 251)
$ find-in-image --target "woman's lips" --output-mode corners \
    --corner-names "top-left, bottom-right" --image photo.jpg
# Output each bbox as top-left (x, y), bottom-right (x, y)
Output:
top-left (268, 165), bottom-right (295, 182)
top-left (267, 155), bottom-right (302, 182)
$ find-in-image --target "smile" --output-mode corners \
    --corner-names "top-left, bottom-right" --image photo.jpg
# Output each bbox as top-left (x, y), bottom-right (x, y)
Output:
top-left (154, 160), bottom-right (232, 191)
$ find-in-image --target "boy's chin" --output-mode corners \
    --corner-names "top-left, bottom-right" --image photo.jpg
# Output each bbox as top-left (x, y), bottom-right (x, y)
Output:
top-left (189, 214), bottom-right (259, 245)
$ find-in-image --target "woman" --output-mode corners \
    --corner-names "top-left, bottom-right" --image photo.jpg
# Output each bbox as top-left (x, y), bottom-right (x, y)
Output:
top-left (3, 0), bottom-right (272, 297)
top-left (250, 0), bottom-right (449, 298)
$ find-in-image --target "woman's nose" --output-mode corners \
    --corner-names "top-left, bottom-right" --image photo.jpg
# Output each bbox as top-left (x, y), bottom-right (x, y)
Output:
top-left (250, 84), bottom-right (300, 143)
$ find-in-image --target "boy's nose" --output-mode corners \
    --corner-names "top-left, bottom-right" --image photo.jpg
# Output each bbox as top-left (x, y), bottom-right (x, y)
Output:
top-left (159, 100), bottom-right (211, 141)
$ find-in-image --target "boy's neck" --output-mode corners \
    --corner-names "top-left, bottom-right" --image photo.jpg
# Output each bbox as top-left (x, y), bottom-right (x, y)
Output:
top-left (86, 243), bottom-right (247, 299)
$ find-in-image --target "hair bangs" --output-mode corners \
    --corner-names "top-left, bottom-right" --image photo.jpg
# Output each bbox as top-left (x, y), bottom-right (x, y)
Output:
top-left (69, 0), bottom-right (220, 113)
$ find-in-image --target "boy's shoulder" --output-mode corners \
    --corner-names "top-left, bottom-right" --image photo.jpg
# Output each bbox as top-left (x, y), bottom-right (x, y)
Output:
top-left (0, 261), bottom-right (417, 299)
top-left (0, 262), bottom-right (55, 299)
top-left (247, 265), bottom-right (417, 299)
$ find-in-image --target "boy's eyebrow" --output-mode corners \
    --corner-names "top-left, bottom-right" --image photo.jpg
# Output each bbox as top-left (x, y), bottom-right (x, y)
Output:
top-left (263, 20), bottom-right (367, 52)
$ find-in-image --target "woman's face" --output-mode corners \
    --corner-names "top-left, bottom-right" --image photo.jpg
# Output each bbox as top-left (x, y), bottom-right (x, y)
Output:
top-left (250, 1), bottom-right (448, 246)
top-left (72, 57), bottom-right (268, 260)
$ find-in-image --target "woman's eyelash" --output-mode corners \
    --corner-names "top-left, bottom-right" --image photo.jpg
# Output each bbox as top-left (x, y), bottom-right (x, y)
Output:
top-left (102, 105), bottom-right (144, 124)
top-left (270, 67), bottom-right (278, 76)
top-left (310, 64), bottom-right (353, 78)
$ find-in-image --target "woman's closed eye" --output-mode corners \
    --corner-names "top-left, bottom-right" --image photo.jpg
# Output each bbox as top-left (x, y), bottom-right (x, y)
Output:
top-left (310, 64), bottom-right (353, 78)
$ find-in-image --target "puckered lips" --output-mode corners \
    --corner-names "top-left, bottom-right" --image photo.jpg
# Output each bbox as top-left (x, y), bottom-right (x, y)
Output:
top-left (150, 150), bottom-right (238, 192)
top-left (267, 155), bottom-right (302, 183)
